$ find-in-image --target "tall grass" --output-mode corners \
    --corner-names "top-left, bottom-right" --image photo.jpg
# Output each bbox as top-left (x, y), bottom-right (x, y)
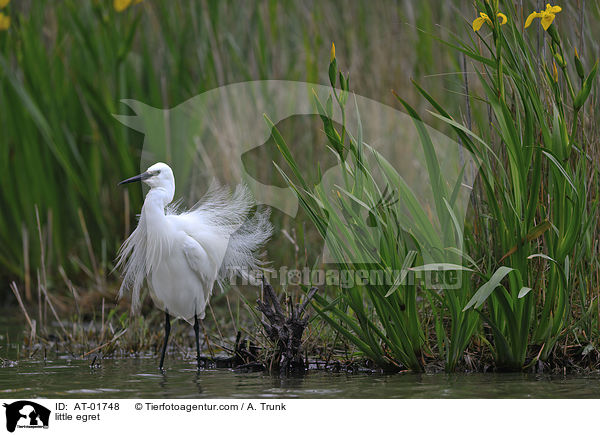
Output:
top-left (271, 0), bottom-right (600, 371)
top-left (0, 0), bottom-right (451, 293)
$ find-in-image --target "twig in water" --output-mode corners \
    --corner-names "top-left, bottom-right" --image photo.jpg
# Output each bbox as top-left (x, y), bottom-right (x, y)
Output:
top-left (10, 282), bottom-right (34, 332)
top-left (199, 318), bottom-right (215, 358)
top-left (39, 281), bottom-right (72, 342)
top-left (82, 329), bottom-right (128, 358)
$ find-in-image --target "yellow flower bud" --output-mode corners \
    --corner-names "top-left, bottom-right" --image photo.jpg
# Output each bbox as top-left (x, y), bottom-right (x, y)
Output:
top-left (330, 42), bottom-right (336, 63)
top-left (114, 0), bottom-right (142, 12)
top-left (114, 0), bottom-right (132, 12)
top-left (0, 12), bottom-right (9, 31)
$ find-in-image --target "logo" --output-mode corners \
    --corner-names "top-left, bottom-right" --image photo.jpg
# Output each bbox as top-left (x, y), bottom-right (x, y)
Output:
top-left (114, 80), bottom-right (477, 282)
top-left (3, 401), bottom-right (50, 432)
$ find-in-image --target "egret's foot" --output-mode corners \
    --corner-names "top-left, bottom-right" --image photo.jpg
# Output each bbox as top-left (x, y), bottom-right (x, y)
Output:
top-left (193, 313), bottom-right (201, 370)
top-left (159, 311), bottom-right (171, 371)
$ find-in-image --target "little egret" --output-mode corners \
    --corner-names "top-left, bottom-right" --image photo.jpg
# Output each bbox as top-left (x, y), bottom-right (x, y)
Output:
top-left (116, 162), bottom-right (272, 370)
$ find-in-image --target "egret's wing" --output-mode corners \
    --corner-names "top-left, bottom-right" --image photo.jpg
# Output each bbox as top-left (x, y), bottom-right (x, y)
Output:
top-left (181, 235), bottom-right (216, 316)
top-left (181, 235), bottom-right (213, 281)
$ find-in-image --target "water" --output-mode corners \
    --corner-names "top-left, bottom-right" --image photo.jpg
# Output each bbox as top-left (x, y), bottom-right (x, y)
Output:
top-left (0, 357), bottom-right (599, 398)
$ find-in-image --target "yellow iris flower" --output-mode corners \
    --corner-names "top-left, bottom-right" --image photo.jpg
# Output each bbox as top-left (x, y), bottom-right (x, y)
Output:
top-left (472, 12), bottom-right (508, 32)
top-left (114, 0), bottom-right (144, 13)
top-left (0, 12), bottom-right (9, 31)
top-left (525, 4), bottom-right (562, 31)
top-left (0, 0), bottom-right (9, 30)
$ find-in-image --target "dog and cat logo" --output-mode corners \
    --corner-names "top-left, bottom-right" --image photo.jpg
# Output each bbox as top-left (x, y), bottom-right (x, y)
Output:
top-left (2, 401), bottom-right (50, 432)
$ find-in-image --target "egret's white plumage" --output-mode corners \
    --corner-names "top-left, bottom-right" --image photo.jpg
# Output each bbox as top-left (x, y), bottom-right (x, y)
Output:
top-left (116, 162), bottom-right (272, 324)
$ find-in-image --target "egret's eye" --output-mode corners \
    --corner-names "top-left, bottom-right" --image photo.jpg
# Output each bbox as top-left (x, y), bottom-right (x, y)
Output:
top-left (153, 170), bottom-right (161, 176)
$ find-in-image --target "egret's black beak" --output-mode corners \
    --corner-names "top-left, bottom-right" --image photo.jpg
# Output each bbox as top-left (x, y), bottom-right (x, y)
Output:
top-left (119, 171), bottom-right (152, 185)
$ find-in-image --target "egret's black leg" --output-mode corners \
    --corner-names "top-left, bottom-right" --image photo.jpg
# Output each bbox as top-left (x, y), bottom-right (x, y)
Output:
top-left (193, 312), bottom-right (201, 370)
top-left (159, 311), bottom-right (170, 370)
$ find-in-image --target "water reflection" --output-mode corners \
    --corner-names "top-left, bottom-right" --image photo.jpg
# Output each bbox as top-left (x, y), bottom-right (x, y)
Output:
top-left (192, 371), bottom-right (203, 395)
top-left (1, 357), bottom-right (600, 399)
top-left (269, 372), bottom-right (306, 391)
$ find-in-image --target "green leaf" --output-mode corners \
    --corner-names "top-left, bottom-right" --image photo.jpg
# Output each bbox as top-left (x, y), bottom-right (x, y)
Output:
top-left (443, 197), bottom-right (463, 249)
top-left (574, 60), bottom-right (598, 110)
top-left (527, 253), bottom-right (556, 262)
top-left (385, 251), bottom-right (418, 297)
top-left (264, 114), bottom-right (309, 191)
top-left (325, 94), bottom-right (333, 118)
top-left (410, 263), bottom-right (473, 272)
top-left (444, 247), bottom-right (480, 272)
top-left (574, 51), bottom-right (585, 80)
top-left (541, 150), bottom-right (578, 195)
top-left (518, 287), bottom-right (533, 298)
top-left (328, 58), bottom-right (337, 87)
top-left (464, 266), bottom-right (514, 311)
top-left (499, 220), bottom-right (551, 262)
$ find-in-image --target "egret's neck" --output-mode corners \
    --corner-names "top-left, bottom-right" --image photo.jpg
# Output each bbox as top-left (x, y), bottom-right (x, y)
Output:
top-left (142, 188), bottom-right (173, 223)
top-left (139, 187), bottom-right (174, 268)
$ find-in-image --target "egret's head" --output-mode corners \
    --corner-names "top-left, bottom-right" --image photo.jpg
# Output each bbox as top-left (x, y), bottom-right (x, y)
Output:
top-left (119, 162), bottom-right (175, 201)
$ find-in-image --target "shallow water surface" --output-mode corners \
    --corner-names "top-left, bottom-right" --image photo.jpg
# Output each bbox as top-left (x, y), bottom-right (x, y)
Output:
top-left (1, 311), bottom-right (599, 399)
top-left (1, 357), bottom-right (600, 398)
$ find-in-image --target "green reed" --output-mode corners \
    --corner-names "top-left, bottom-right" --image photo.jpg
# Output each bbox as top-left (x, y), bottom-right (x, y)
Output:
top-left (416, 0), bottom-right (597, 369)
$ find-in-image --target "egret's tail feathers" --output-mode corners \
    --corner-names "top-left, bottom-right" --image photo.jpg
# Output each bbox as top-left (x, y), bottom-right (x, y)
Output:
top-left (216, 205), bottom-right (273, 288)
top-left (170, 181), bottom-right (272, 287)
top-left (183, 181), bottom-right (254, 229)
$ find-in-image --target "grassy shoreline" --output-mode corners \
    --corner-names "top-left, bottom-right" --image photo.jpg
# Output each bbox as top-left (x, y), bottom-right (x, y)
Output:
top-left (5, 272), bottom-right (600, 375)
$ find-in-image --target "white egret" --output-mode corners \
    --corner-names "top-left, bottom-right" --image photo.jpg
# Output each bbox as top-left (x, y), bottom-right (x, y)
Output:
top-left (116, 162), bottom-right (272, 369)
